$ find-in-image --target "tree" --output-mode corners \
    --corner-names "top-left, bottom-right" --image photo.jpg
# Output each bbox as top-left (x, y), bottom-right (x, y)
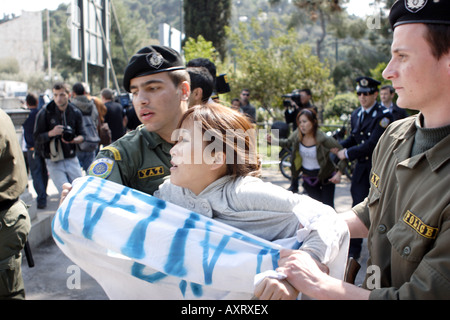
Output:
top-left (324, 92), bottom-right (358, 120)
top-left (227, 19), bottom-right (334, 120)
top-left (269, 0), bottom-right (349, 62)
top-left (183, 35), bottom-right (218, 63)
top-left (184, 0), bottom-right (231, 60)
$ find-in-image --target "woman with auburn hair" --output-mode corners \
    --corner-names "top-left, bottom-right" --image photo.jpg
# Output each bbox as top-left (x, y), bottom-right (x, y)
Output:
top-left (154, 103), bottom-right (348, 299)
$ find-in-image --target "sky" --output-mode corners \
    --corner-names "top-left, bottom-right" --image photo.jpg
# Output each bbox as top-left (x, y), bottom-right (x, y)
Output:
top-left (1, 0), bottom-right (376, 18)
top-left (0, 0), bottom-right (71, 17)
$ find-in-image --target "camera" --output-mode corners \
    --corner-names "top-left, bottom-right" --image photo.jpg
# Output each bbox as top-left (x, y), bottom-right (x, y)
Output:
top-left (62, 125), bottom-right (75, 141)
top-left (282, 91), bottom-right (301, 108)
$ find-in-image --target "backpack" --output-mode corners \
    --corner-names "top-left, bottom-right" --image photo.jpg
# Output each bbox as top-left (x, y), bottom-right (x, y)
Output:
top-left (78, 112), bottom-right (101, 152)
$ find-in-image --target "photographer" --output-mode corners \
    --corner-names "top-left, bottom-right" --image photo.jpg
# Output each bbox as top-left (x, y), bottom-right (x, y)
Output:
top-left (283, 89), bottom-right (302, 131)
top-left (34, 82), bottom-right (85, 194)
top-left (284, 88), bottom-right (316, 131)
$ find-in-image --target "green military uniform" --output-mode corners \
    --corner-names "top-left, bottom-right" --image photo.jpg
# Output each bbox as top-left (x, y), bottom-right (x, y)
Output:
top-left (88, 125), bottom-right (173, 195)
top-left (0, 109), bottom-right (31, 300)
top-left (353, 115), bottom-right (450, 299)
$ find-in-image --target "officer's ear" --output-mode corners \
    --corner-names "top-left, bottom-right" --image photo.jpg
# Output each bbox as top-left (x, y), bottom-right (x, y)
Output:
top-left (180, 81), bottom-right (190, 102)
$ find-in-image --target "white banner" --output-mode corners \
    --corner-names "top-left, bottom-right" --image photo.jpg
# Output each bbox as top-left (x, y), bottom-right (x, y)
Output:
top-left (52, 176), bottom-right (348, 300)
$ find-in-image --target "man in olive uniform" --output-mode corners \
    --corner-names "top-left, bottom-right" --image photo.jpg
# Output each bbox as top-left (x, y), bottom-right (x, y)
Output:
top-left (86, 45), bottom-right (190, 195)
top-left (0, 109), bottom-right (31, 300)
top-left (336, 76), bottom-right (392, 260)
top-left (257, 0), bottom-right (450, 300)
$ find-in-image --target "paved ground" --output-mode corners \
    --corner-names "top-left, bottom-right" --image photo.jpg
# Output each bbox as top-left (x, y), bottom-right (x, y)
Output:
top-left (21, 166), bottom-right (368, 300)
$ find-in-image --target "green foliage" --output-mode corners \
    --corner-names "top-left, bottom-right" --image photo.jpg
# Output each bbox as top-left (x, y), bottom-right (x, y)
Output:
top-left (183, 35), bottom-right (218, 63)
top-left (324, 92), bottom-right (358, 119)
top-left (4, 0), bottom-right (395, 104)
top-left (370, 62), bottom-right (389, 86)
top-left (184, 0), bottom-right (231, 60)
top-left (226, 20), bottom-right (335, 118)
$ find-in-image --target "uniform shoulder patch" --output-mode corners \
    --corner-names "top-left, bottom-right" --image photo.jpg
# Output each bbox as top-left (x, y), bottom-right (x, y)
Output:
top-left (403, 210), bottom-right (438, 239)
top-left (101, 146), bottom-right (122, 161)
top-left (88, 158), bottom-right (115, 179)
top-left (379, 117), bottom-right (390, 128)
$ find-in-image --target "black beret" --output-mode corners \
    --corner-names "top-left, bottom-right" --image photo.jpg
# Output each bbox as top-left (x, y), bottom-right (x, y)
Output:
top-left (389, 0), bottom-right (450, 30)
top-left (123, 45), bottom-right (185, 92)
top-left (355, 76), bottom-right (381, 93)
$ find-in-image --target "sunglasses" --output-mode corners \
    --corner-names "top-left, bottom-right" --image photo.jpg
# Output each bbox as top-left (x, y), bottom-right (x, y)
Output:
top-left (357, 92), bottom-right (373, 96)
top-left (241, 93), bottom-right (250, 96)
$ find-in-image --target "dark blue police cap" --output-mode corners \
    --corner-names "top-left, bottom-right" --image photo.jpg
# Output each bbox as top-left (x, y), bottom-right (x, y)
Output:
top-left (355, 76), bottom-right (381, 94)
top-left (389, 0), bottom-right (450, 30)
top-left (123, 45), bottom-right (185, 92)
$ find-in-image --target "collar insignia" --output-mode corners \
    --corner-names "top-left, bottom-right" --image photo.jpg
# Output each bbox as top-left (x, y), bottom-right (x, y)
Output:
top-left (371, 172), bottom-right (380, 188)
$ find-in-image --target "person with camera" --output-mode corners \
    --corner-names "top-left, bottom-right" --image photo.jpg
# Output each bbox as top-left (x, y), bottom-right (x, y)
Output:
top-left (284, 88), bottom-right (317, 132)
top-left (283, 89), bottom-right (302, 132)
top-left (34, 82), bottom-right (85, 195)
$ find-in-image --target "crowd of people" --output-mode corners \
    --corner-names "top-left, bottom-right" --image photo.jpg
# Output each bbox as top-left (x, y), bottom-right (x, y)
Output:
top-left (1, 0), bottom-right (449, 300)
top-left (22, 82), bottom-right (137, 202)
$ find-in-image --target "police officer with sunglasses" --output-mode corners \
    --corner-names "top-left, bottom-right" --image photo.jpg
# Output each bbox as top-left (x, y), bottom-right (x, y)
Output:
top-left (335, 76), bottom-right (393, 260)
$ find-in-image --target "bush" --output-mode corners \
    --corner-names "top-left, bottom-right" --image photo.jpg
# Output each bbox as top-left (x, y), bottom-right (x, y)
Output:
top-left (324, 92), bottom-right (358, 120)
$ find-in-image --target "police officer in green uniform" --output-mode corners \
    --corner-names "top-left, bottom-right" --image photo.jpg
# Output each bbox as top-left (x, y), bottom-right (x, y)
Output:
top-left (0, 109), bottom-right (31, 300)
top-left (256, 0), bottom-right (450, 300)
top-left (86, 45), bottom-right (190, 195)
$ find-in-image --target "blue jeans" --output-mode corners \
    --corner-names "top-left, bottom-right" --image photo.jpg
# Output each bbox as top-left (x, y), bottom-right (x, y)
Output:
top-left (45, 157), bottom-right (82, 194)
top-left (27, 150), bottom-right (48, 206)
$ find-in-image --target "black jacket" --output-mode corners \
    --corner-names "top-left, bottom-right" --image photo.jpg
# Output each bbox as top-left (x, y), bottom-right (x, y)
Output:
top-left (33, 101), bottom-right (86, 159)
top-left (341, 103), bottom-right (393, 164)
top-left (341, 103), bottom-right (392, 186)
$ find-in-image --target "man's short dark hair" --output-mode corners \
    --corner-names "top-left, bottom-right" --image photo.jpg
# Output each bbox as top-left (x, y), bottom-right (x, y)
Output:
top-left (231, 98), bottom-right (241, 105)
top-left (381, 85), bottom-right (395, 94)
top-left (187, 66), bottom-right (214, 102)
top-left (187, 58), bottom-right (217, 88)
top-left (72, 82), bottom-right (86, 96)
top-left (53, 82), bottom-right (70, 94)
top-left (424, 24), bottom-right (450, 61)
top-left (26, 93), bottom-right (38, 107)
top-left (300, 88), bottom-right (312, 96)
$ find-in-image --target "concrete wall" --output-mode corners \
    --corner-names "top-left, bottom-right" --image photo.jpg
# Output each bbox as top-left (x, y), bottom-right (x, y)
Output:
top-left (0, 11), bottom-right (44, 73)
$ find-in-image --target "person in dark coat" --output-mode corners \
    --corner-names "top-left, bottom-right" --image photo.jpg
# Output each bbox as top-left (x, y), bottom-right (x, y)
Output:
top-left (380, 84), bottom-right (408, 121)
top-left (335, 76), bottom-right (393, 260)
